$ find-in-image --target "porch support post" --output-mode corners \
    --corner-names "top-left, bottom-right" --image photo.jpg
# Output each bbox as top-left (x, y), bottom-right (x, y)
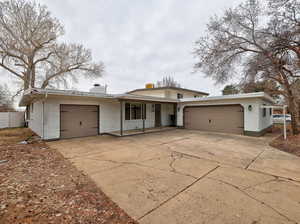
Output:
top-left (120, 100), bottom-right (123, 136)
top-left (283, 105), bottom-right (287, 140)
top-left (174, 103), bottom-right (177, 127)
top-left (160, 103), bottom-right (162, 129)
top-left (142, 103), bottom-right (145, 132)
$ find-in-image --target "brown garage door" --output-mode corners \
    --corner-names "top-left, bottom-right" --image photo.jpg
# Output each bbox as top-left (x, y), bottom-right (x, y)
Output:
top-left (60, 105), bottom-right (99, 139)
top-left (184, 105), bottom-right (244, 134)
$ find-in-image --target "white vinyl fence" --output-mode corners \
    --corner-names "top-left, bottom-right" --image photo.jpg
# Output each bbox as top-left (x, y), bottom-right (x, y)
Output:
top-left (0, 112), bottom-right (25, 129)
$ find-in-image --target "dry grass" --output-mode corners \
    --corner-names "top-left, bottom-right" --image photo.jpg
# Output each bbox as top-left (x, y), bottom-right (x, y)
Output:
top-left (0, 128), bottom-right (137, 224)
top-left (0, 128), bottom-right (35, 145)
top-left (270, 134), bottom-right (300, 157)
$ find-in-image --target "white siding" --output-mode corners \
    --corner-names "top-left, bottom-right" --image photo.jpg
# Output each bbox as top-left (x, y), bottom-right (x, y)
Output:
top-left (33, 97), bottom-right (174, 140)
top-left (28, 101), bottom-right (43, 137)
top-left (259, 100), bottom-right (273, 130)
top-left (29, 95), bottom-right (272, 139)
top-left (130, 89), bottom-right (206, 99)
top-left (161, 103), bottom-right (174, 126)
top-left (100, 101), bottom-right (120, 133)
top-left (130, 89), bottom-right (166, 98)
top-left (167, 89), bottom-right (205, 99)
top-left (178, 98), bottom-right (272, 133)
top-left (41, 98), bottom-right (121, 140)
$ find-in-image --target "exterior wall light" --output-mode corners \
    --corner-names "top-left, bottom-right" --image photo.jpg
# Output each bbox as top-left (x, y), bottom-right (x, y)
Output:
top-left (248, 105), bottom-right (253, 111)
top-left (177, 106), bottom-right (181, 112)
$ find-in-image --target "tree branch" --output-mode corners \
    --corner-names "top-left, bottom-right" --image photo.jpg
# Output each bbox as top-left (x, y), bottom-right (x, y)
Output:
top-left (0, 61), bottom-right (23, 80)
top-left (33, 52), bottom-right (53, 65)
top-left (41, 65), bottom-right (82, 88)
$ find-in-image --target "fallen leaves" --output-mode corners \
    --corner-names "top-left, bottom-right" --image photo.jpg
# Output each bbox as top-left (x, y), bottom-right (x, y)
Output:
top-left (0, 141), bottom-right (137, 224)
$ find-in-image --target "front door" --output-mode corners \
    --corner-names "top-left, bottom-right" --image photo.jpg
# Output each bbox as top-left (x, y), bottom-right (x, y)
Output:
top-left (155, 104), bottom-right (161, 127)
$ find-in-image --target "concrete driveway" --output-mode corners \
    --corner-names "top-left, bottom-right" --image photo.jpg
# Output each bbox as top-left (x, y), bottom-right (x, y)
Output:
top-left (48, 129), bottom-right (300, 224)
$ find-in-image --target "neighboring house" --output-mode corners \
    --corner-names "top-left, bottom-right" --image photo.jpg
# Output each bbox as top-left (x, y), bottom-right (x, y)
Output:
top-left (19, 84), bottom-right (274, 140)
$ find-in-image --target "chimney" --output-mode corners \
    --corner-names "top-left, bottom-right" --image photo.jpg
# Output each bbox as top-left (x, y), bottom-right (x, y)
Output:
top-left (89, 84), bottom-right (107, 94)
top-left (145, 83), bottom-right (154, 89)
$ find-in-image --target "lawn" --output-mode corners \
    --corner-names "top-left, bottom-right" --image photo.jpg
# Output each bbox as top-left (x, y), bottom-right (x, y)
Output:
top-left (0, 128), bottom-right (137, 224)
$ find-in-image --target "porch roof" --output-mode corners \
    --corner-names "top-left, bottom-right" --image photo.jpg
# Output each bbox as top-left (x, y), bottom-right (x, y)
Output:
top-left (114, 94), bottom-right (178, 103)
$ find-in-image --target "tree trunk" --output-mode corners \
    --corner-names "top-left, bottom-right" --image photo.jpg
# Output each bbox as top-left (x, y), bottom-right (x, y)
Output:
top-left (30, 70), bottom-right (35, 88)
top-left (287, 96), bottom-right (299, 135)
top-left (29, 57), bottom-right (35, 88)
top-left (41, 81), bottom-right (48, 89)
top-left (24, 75), bottom-right (30, 90)
top-left (281, 73), bottom-right (299, 135)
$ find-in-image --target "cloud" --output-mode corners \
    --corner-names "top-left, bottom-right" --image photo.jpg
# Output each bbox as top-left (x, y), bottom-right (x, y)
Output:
top-left (1, 0), bottom-right (244, 96)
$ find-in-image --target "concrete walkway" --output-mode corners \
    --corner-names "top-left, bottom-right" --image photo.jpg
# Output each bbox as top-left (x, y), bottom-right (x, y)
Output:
top-left (49, 130), bottom-right (300, 224)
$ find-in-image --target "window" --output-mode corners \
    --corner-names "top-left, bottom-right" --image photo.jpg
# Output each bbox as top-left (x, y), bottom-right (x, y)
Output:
top-left (194, 95), bottom-right (199, 98)
top-left (131, 103), bottom-right (142, 120)
top-left (125, 103), bottom-right (146, 120)
top-left (31, 103), bottom-right (34, 112)
top-left (177, 93), bottom-right (183, 99)
top-left (269, 108), bottom-right (272, 116)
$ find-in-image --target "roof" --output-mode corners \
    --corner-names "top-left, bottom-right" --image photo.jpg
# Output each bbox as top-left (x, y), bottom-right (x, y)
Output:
top-left (127, 87), bottom-right (209, 96)
top-left (19, 88), bottom-right (275, 106)
top-left (19, 88), bottom-right (178, 106)
top-left (180, 92), bottom-right (275, 104)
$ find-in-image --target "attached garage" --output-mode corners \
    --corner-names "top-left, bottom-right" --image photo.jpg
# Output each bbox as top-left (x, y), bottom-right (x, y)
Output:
top-left (60, 105), bottom-right (99, 139)
top-left (184, 105), bottom-right (244, 135)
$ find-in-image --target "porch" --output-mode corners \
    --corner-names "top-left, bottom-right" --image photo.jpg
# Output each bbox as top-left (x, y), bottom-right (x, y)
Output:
top-left (106, 126), bottom-right (178, 137)
top-left (110, 95), bottom-right (178, 137)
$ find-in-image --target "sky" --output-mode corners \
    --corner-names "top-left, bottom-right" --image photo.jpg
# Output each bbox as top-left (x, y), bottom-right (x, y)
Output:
top-left (1, 0), bottom-right (244, 96)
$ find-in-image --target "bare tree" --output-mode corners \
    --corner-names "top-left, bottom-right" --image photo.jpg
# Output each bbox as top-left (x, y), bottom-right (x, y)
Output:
top-left (194, 0), bottom-right (300, 134)
top-left (222, 84), bottom-right (240, 95)
top-left (156, 76), bottom-right (181, 88)
top-left (0, 0), bottom-right (104, 92)
top-left (240, 80), bottom-right (280, 99)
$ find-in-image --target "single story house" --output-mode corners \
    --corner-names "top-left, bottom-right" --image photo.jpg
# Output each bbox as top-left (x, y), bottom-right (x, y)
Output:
top-left (19, 84), bottom-right (274, 140)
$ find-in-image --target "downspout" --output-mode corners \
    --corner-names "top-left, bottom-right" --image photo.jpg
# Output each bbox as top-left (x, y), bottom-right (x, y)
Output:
top-left (120, 100), bottom-right (123, 136)
top-left (142, 104), bottom-right (145, 132)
